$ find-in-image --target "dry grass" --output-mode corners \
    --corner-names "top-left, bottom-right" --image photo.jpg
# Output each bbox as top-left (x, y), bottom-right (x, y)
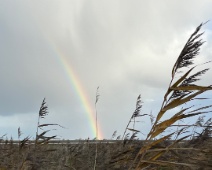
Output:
top-left (122, 22), bottom-right (211, 170)
top-left (0, 22), bottom-right (211, 170)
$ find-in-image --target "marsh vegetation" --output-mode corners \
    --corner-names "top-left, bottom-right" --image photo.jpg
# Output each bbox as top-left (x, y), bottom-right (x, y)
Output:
top-left (0, 23), bottom-right (212, 170)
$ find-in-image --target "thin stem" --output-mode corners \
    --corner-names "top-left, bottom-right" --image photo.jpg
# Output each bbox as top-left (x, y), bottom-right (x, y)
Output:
top-left (171, 125), bottom-right (212, 127)
top-left (94, 87), bottom-right (99, 170)
top-left (94, 104), bottom-right (98, 170)
top-left (122, 118), bottom-right (132, 140)
top-left (35, 114), bottom-right (40, 147)
top-left (95, 103), bottom-right (98, 140)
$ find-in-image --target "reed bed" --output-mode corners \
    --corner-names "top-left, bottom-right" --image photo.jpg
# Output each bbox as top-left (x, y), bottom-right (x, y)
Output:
top-left (0, 23), bottom-right (211, 170)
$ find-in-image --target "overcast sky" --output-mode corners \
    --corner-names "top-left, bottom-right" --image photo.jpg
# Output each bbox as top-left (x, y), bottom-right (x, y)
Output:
top-left (0, 0), bottom-right (212, 140)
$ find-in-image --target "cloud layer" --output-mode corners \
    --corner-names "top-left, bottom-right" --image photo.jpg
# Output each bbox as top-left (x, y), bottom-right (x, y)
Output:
top-left (0, 0), bottom-right (212, 139)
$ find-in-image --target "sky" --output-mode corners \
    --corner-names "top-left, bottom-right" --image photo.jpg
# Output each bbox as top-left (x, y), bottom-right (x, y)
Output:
top-left (0, 0), bottom-right (212, 140)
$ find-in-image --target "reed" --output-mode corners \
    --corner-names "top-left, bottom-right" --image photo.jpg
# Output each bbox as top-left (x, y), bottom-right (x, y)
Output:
top-left (128, 21), bottom-right (212, 169)
top-left (0, 22), bottom-right (211, 170)
top-left (94, 87), bottom-right (100, 170)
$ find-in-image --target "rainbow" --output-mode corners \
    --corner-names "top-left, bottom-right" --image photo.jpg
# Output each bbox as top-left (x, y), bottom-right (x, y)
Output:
top-left (49, 44), bottom-right (103, 139)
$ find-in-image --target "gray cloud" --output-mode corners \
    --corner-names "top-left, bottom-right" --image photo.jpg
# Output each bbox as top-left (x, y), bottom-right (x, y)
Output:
top-left (0, 0), bottom-right (212, 139)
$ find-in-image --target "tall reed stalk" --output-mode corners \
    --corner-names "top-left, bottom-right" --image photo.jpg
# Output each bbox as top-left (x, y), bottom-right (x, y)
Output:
top-left (129, 21), bottom-right (212, 169)
top-left (94, 87), bottom-right (100, 170)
